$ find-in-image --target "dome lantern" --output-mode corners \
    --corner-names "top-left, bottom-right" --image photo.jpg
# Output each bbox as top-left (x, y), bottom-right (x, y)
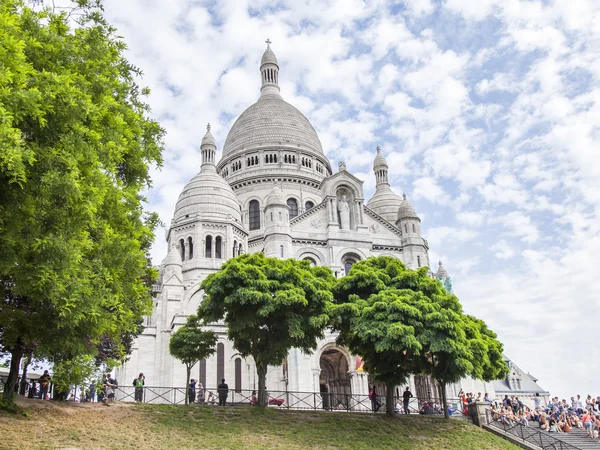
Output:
top-left (201, 123), bottom-right (217, 166)
top-left (260, 38), bottom-right (280, 96)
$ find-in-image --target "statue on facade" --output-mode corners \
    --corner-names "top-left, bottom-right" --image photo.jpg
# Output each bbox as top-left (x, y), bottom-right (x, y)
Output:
top-left (337, 195), bottom-right (350, 229)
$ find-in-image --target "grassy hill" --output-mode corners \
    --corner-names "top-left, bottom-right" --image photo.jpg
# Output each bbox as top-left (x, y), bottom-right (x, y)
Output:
top-left (0, 397), bottom-right (518, 450)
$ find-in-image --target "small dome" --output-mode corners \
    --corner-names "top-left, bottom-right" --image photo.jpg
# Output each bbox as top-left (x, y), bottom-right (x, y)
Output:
top-left (265, 183), bottom-right (287, 207)
top-left (162, 243), bottom-right (182, 267)
top-left (436, 261), bottom-right (449, 279)
top-left (397, 193), bottom-right (419, 220)
top-left (261, 47), bottom-right (278, 67)
top-left (201, 124), bottom-right (216, 147)
top-left (367, 186), bottom-right (403, 223)
top-left (373, 146), bottom-right (387, 169)
top-left (173, 164), bottom-right (241, 223)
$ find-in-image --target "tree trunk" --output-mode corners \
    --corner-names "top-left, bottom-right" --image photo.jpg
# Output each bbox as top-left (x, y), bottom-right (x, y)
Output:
top-left (19, 354), bottom-right (31, 396)
top-left (185, 365), bottom-right (191, 405)
top-left (440, 381), bottom-right (449, 419)
top-left (3, 345), bottom-right (24, 404)
top-left (257, 363), bottom-right (268, 407)
top-left (385, 382), bottom-right (395, 417)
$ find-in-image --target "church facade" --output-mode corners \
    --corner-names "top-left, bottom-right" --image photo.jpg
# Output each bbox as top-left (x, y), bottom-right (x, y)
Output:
top-left (117, 44), bottom-right (542, 406)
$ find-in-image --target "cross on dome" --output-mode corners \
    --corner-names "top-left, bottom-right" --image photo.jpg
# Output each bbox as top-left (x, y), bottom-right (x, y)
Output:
top-left (265, 38), bottom-right (272, 48)
top-left (376, 145), bottom-right (381, 152)
top-left (206, 123), bottom-right (211, 132)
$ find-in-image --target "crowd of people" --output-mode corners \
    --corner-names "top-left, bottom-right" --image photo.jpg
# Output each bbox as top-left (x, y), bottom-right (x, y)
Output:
top-left (489, 393), bottom-right (600, 441)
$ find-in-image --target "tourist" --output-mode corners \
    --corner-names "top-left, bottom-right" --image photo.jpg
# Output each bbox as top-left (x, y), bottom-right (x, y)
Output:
top-left (88, 383), bottom-right (95, 402)
top-left (368, 386), bottom-right (381, 413)
top-left (484, 393), bottom-right (492, 403)
top-left (133, 373), bottom-right (145, 403)
top-left (394, 398), bottom-right (402, 414)
top-left (206, 391), bottom-right (217, 405)
top-left (197, 383), bottom-right (205, 404)
top-left (533, 392), bottom-right (542, 409)
top-left (250, 390), bottom-right (258, 406)
top-left (217, 378), bottom-right (229, 406)
top-left (103, 373), bottom-right (118, 405)
top-left (582, 410), bottom-right (594, 438)
top-left (38, 370), bottom-right (51, 400)
top-left (402, 387), bottom-right (413, 414)
top-left (188, 379), bottom-right (197, 404)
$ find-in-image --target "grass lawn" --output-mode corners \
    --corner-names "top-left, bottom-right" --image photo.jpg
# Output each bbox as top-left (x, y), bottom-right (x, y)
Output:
top-left (0, 397), bottom-right (518, 449)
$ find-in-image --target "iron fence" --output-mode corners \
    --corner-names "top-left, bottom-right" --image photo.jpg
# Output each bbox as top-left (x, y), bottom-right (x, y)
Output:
top-left (114, 385), bottom-right (465, 416)
top-left (485, 409), bottom-right (581, 450)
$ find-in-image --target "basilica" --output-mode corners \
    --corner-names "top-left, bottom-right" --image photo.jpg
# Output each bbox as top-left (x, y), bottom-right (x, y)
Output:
top-left (116, 43), bottom-right (547, 407)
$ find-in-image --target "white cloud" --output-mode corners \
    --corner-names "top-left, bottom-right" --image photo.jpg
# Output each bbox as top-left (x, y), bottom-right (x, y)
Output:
top-left (490, 239), bottom-right (516, 260)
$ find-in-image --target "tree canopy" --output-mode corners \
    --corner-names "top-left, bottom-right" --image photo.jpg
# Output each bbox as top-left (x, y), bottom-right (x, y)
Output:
top-left (169, 315), bottom-right (218, 405)
top-left (332, 256), bottom-right (508, 417)
top-left (198, 253), bottom-right (336, 406)
top-left (0, 0), bottom-right (163, 402)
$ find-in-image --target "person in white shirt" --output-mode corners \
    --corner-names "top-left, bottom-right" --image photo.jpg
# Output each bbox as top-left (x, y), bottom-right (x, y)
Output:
top-left (533, 393), bottom-right (542, 409)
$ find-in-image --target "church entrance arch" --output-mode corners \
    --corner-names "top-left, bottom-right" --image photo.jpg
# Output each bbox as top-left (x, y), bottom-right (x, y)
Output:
top-left (319, 347), bottom-right (351, 410)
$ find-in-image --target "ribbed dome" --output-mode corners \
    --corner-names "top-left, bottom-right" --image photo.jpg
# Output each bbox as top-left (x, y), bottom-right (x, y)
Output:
top-left (201, 126), bottom-right (216, 147)
top-left (221, 94), bottom-right (324, 159)
top-left (374, 146), bottom-right (387, 169)
top-left (397, 194), bottom-right (419, 220)
top-left (173, 164), bottom-right (241, 223)
top-left (436, 261), bottom-right (449, 279)
top-left (265, 183), bottom-right (287, 207)
top-left (367, 186), bottom-right (403, 223)
top-left (261, 47), bottom-right (278, 66)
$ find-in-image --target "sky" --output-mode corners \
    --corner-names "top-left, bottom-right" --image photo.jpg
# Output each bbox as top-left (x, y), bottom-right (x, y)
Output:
top-left (58, 0), bottom-right (600, 399)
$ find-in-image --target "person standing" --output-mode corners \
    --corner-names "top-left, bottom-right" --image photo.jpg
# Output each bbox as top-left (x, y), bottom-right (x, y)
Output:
top-left (103, 373), bottom-right (118, 405)
top-left (368, 386), bottom-right (381, 412)
top-left (38, 370), bottom-right (51, 400)
top-left (133, 373), bottom-right (145, 403)
top-left (217, 378), bottom-right (229, 406)
top-left (402, 387), bottom-right (413, 414)
top-left (188, 379), bottom-right (196, 404)
top-left (88, 383), bottom-right (96, 402)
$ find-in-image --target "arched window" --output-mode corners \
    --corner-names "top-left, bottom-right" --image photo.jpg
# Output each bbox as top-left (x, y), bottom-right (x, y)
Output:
top-left (205, 235), bottom-right (212, 258)
top-left (217, 343), bottom-right (224, 386)
top-left (417, 255), bottom-right (421, 267)
top-left (215, 236), bottom-right (222, 259)
top-left (233, 239), bottom-right (237, 257)
top-left (249, 200), bottom-right (260, 231)
top-left (404, 224), bottom-right (408, 233)
top-left (199, 359), bottom-right (206, 389)
top-left (287, 198), bottom-right (298, 218)
top-left (187, 237), bottom-right (193, 260)
top-left (280, 245), bottom-right (284, 258)
top-left (179, 239), bottom-right (185, 261)
top-left (238, 243), bottom-right (243, 255)
top-left (270, 212), bottom-right (273, 222)
top-left (342, 253), bottom-right (360, 276)
top-left (303, 257), bottom-right (316, 266)
top-left (305, 201), bottom-right (314, 211)
top-left (235, 358), bottom-right (242, 393)
top-left (412, 224), bottom-right (416, 233)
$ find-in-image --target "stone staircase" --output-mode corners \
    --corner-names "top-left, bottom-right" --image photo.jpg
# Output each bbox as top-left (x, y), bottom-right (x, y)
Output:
top-left (488, 419), bottom-right (600, 450)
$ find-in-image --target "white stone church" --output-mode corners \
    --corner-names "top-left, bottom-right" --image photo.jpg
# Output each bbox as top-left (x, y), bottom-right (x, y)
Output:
top-left (117, 43), bottom-right (547, 407)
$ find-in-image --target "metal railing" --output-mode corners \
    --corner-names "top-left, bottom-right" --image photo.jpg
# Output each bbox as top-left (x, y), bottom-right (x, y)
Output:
top-left (485, 409), bottom-right (581, 450)
top-left (113, 385), bottom-right (465, 416)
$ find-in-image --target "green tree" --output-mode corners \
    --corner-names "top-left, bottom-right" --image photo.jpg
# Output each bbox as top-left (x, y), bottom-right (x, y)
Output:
top-left (169, 315), bottom-right (217, 405)
top-left (198, 253), bottom-right (335, 407)
top-left (420, 308), bottom-right (508, 418)
top-left (0, 0), bottom-right (163, 403)
top-left (51, 355), bottom-right (99, 401)
top-left (332, 257), bottom-right (430, 416)
top-left (332, 256), bottom-right (508, 418)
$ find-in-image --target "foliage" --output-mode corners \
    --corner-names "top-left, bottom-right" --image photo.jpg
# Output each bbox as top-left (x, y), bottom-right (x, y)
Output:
top-left (51, 354), bottom-right (99, 399)
top-left (0, 0), bottom-right (163, 402)
top-left (332, 256), bottom-right (508, 417)
top-left (198, 253), bottom-right (336, 406)
top-left (169, 315), bottom-right (217, 404)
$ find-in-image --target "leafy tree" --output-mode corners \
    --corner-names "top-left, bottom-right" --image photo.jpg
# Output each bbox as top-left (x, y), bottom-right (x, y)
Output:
top-left (52, 355), bottom-right (99, 401)
top-left (332, 257), bottom-right (429, 416)
top-left (0, 0), bottom-right (163, 403)
top-left (198, 253), bottom-right (335, 407)
top-left (420, 309), bottom-right (508, 418)
top-left (169, 315), bottom-right (217, 405)
top-left (333, 256), bottom-right (508, 418)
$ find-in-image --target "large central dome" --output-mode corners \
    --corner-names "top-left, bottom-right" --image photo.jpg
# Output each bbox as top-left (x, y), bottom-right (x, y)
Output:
top-left (217, 43), bottom-right (331, 188)
top-left (222, 93), bottom-right (324, 159)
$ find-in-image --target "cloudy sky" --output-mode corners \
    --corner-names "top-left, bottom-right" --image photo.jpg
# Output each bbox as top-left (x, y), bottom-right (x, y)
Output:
top-left (74, 0), bottom-right (599, 399)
